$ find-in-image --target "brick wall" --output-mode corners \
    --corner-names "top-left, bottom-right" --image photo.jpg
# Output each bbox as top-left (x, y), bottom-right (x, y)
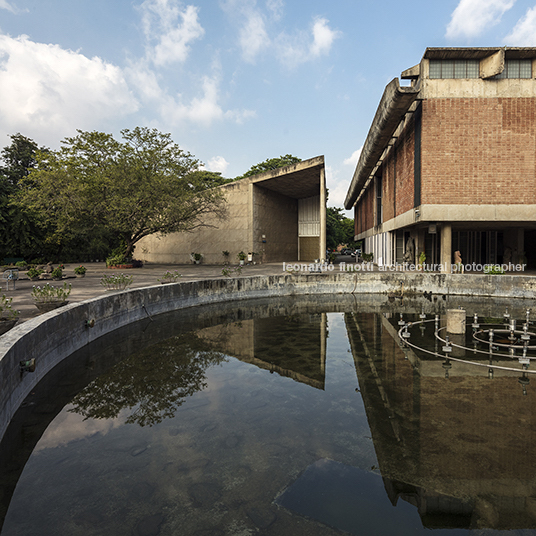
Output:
top-left (421, 97), bottom-right (536, 205)
top-left (356, 185), bottom-right (374, 235)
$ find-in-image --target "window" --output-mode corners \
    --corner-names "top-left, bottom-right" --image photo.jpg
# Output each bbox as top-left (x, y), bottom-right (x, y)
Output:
top-left (493, 59), bottom-right (532, 79)
top-left (429, 59), bottom-right (479, 79)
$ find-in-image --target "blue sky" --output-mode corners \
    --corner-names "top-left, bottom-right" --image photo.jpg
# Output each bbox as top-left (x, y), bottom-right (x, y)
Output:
top-left (1, 0), bottom-right (535, 212)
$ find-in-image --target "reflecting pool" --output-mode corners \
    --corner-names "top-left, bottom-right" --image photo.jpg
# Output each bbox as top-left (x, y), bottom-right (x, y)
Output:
top-left (1, 295), bottom-right (536, 535)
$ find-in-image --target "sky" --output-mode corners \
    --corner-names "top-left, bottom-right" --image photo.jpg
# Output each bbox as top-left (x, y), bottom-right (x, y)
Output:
top-left (1, 0), bottom-right (535, 214)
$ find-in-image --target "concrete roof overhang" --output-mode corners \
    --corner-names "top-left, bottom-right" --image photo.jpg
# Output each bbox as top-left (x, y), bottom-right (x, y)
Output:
top-left (248, 155), bottom-right (324, 199)
top-left (344, 79), bottom-right (420, 210)
top-left (424, 46), bottom-right (536, 60)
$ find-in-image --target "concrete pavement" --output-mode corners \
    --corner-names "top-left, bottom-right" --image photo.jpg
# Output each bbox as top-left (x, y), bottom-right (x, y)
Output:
top-left (3, 262), bottom-right (286, 323)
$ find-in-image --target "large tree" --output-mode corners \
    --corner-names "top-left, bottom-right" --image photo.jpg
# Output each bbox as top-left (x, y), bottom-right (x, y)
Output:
top-left (18, 127), bottom-right (225, 258)
top-left (0, 134), bottom-right (49, 260)
top-left (326, 207), bottom-right (354, 250)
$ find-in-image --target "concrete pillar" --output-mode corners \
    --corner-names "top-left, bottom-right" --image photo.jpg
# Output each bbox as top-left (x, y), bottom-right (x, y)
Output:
top-left (440, 224), bottom-right (452, 273)
top-left (319, 167), bottom-right (327, 261)
top-left (516, 227), bottom-right (524, 265)
top-left (447, 309), bottom-right (466, 334)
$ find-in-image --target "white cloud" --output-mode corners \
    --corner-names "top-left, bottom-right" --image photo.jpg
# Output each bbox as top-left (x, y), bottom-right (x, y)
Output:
top-left (0, 0), bottom-right (19, 13)
top-left (153, 74), bottom-right (255, 127)
top-left (139, 0), bottom-right (204, 66)
top-left (277, 16), bottom-right (340, 68)
top-left (266, 0), bottom-right (284, 20)
top-left (446, 0), bottom-right (515, 39)
top-left (0, 34), bottom-right (138, 147)
top-left (344, 146), bottom-right (362, 167)
top-left (310, 17), bottom-right (339, 57)
top-left (326, 165), bottom-right (353, 215)
top-left (206, 155), bottom-right (229, 174)
top-left (504, 6), bottom-right (536, 45)
top-left (239, 10), bottom-right (270, 63)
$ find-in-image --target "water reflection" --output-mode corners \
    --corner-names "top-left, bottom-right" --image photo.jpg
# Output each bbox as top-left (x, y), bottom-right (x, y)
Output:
top-left (346, 310), bottom-right (536, 532)
top-left (1, 295), bottom-right (536, 535)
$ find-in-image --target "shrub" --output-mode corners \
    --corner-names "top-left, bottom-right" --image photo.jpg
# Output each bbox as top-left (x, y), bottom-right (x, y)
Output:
top-left (100, 273), bottom-right (133, 290)
top-left (74, 265), bottom-right (87, 275)
top-left (0, 294), bottom-right (20, 319)
top-left (31, 282), bottom-right (71, 303)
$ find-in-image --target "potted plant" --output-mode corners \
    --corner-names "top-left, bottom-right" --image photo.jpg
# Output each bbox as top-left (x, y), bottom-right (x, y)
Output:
top-left (31, 282), bottom-right (72, 313)
top-left (27, 267), bottom-right (43, 281)
top-left (0, 294), bottom-right (20, 335)
top-left (74, 265), bottom-right (87, 277)
top-left (222, 250), bottom-right (230, 264)
top-left (100, 273), bottom-right (133, 291)
top-left (190, 252), bottom-right (203, 264)
top-left (237, 251), bottom-right (247, 266)
top-left (51, 267), bottom-right (63, 280)
top-left (158, 270), bottom-right (181, 284)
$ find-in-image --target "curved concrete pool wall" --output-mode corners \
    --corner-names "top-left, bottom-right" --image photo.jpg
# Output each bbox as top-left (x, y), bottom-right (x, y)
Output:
top-left (1, 271), bottom-right (536, 440)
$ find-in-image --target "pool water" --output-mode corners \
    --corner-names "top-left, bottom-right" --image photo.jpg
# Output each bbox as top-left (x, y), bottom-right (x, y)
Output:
top-left (1, 296), bottom-right (536, 535)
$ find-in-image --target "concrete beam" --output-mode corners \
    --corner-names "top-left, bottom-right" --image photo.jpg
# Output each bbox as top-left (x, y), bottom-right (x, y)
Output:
top-left (480, 49), bottom-right (505, 79)
top-left (344, 78), bottom-right (421, 210)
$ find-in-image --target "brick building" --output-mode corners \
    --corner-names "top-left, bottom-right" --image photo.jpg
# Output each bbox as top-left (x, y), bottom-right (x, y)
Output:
top-left (344, 47), bottom-right (536, 272)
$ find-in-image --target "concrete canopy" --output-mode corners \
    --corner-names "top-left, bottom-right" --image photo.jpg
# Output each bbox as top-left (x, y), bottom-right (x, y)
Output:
top-left (249, 156), bottom-right (324, 199)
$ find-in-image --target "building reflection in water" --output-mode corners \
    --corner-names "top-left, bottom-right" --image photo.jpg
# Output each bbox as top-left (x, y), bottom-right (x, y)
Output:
top-left (345, 310), bottom-right (536, 531)
top-left (196, 313), bottom-right (327, 390)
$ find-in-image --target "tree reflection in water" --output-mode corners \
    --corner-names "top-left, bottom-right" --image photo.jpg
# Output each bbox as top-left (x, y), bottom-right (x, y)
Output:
top-left (69, 333), bottom-right (227, 427)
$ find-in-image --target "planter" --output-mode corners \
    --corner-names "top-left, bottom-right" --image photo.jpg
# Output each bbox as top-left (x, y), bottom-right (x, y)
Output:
top-left (0, 318), bottom-right (18, 336)
top-left (75, 273), bottom-right (86, 278)
top-left (107, 264), bottom-right (134, 269)
top-left (239, 260), bottom-right (245, 266)
top-left (29, 276), bottom-right (40, 281)
top-left (194, 260), bottom-right (201, 265)
top-left (35, 301), bottom-right (68, 313)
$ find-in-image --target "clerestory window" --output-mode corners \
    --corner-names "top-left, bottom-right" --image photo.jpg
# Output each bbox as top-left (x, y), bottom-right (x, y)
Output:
top-left (429, 59), bottom-right (479, 79)
top-left (492, 59), bottom-right (532, 79)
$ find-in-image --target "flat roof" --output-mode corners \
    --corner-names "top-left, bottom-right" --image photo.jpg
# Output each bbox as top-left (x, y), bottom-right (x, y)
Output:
top-left (423, 47), bottom-right (536, 60)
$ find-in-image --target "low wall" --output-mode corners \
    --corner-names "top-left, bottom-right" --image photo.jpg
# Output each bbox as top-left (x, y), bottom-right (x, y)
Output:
top-left (1, 271), bottom-right (536, 439)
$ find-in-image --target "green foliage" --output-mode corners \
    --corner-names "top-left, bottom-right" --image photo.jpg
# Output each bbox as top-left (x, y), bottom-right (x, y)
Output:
top-left (237, 250), bottom-right (247, 260)
top-left (106, 253), bottom-right (127, 267)
top-left (187, 169), bottom-right (233, 187)
top-left (222, 265), bottom-right (242, 277)
top-left (51, 267), bottom-right (63, 279)
top-left (484, 264), bottom-right (505, 275)
top-left (235, 154), bottom-right (301, 180)
top-left (362, 252), bottom-right (374, 262)
top-left (74, 265), bottom-right (87, 275)
top-left (27, 267), bottom-right (43, 278)
top-left (31, 282), bottom-right (71, 303)
top-left (158, 270), bottom-right (181, 283)
top-left (326, 207), bottom-right (354, 250)
top-left (17, 127), bottom-right (225, 259)
top-left (0, 134), bottom-right (50, 260)
top-left (100, 272), bottom-right (133, 290)
top-left (0, 294), bottom-right (20, 319)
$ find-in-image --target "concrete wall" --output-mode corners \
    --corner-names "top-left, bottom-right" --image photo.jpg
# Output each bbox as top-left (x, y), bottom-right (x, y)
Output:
top-left (2, 272), bottom-right (536, 441)
top-left (253, 185), bottom-right (298, 262)
top-left (137, 179), bottom-right (251, 265)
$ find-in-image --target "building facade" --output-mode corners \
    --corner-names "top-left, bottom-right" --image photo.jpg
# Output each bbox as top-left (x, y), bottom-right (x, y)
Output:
top-left (345, 48), bottom-right (536, 272)
top-left (138, 156), bottom-right (326, 265)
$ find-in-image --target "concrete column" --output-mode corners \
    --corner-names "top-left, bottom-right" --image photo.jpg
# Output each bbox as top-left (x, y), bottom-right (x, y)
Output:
top-left (516, 227), bottom-right (524, 265)
top-left (440, 224), bottom-right (452, 273)
top-left (319, 167), bottom-right (327, 261)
